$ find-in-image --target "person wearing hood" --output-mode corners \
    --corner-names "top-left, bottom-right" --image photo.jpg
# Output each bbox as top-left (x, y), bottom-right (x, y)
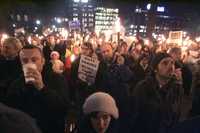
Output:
top-left (75, 92), bottom-right (119, 133)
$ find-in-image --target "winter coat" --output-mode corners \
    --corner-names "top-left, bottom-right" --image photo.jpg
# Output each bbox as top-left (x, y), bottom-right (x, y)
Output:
top-left (169, 116), bottom-right (200, 133)
top-left (103, 63), bottom-right (133, 133)
top-left (43, 43), bottom-right (66, 63)
top-left (4, 68), bottom-right (70, 133)
top-left (131, 76), bottom-right (183, 133)
top-left (0, 56), bottom-right (23, 102)
top-left (175, 61), bottom-right (193, 95)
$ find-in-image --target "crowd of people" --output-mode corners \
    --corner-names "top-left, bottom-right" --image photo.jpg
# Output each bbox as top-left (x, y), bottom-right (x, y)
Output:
top-left (0, 32), bottom-right (200, 133)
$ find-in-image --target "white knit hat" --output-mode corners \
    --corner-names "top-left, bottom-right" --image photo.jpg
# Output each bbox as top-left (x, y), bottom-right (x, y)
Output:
top-left (50, 51), bottom-right (60, 58)
top-left (83, 92), bottom-right (119, 119)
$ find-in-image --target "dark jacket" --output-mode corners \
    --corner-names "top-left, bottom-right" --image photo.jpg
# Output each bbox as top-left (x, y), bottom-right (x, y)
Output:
top-left (102, 63), bottom-right (133, 133)
top-left (43, 43), bottom-right (66, 63)
top-left (129, 61), bottom-right (151, 92)
top-left (131, 76), bottom-right (183, 133)
top-left (0, 102), bottom-right (41, 133)
top-left (169, 116), bottom-right (200, 133)
top-left (0, 56), bottom-right (22, 102)
top-left (175, 60), bottom-right (193, 95)
top-left (70, 56), bottom-right (107, 109)
top-left (191, 70), bottom-right (200, 117)
top-left (5, 69), bottom-right (70, 133)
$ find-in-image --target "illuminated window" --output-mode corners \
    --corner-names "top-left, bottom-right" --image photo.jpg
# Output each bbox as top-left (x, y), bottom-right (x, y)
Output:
top-left (81, 0), bottom-right (88, 3)
top-left (24, 15), bottom-right (28, 21)
top-left (74, 0), bottom-right (80, 3)
top-left (17, 14), bottom-right (21, 21)
top-left (73, 8), bottom-right (78, 11)
top-left (73, 13), bottom-right (78, 17)
top-left (73, 17), bottom-right (78, 21)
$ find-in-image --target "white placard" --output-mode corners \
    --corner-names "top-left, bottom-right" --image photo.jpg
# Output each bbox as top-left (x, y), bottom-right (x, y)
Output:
top-left (168, 31), bottom-right (183, 45)
top-left (78, 55), bottom-right (100, 84)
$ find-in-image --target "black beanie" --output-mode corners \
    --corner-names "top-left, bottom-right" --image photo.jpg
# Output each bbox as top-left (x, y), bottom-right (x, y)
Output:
top-left (151, 52), bottom-right (171, 70)
top-left (0, 103), bottom-right (41, 133)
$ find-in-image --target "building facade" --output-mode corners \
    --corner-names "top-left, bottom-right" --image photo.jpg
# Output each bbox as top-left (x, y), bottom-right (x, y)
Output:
top-left (68, 0), bottom-right (95, 32)
top-left (94, 7), bottom-right (119, 33)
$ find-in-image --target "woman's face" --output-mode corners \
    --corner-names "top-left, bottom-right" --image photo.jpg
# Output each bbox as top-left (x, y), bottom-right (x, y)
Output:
top-left (90, 112), bottom-right (112, 133)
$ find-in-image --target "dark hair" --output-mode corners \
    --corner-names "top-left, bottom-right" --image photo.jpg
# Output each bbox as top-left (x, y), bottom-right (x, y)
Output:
top-left (169, 47), bottom-right (181, 54)
top-left (75, 112), bottom-right (117, 133)
top-left (82, 42), bottom-right (94, 55)
top-left (21, 44), bottom-right (43, 57)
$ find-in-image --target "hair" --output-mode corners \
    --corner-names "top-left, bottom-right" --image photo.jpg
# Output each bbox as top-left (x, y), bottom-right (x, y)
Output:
top-left (168, 47), bottom-right (181, 55)
top-left (76, 112), bottom-right (116, 133)
top-left (82, 42), bottom-right (94, 53)
top-left (101, 43), bottom-right (113, 51)
top-left (20, 44), bottom-right (44, 57)
top-left (3, 37), bottom-right (22, 52)
top-left (88, 111), bottom-right (114, 120)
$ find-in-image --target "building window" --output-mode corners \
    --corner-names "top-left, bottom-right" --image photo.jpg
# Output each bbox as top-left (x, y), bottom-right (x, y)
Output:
top-left (17, 14), bottom-right (21, 21)
top-left (73, 17), bottom-right (78, 21)
top-left (24, 15), bottom-right (28, 21)
top-left (73, 13), bottom-right (78, 17)
top-left (73, 8), bottom-right (78, 11)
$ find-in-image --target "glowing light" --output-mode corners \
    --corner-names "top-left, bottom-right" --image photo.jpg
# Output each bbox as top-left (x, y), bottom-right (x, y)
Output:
top-left (195, 37), bottom-right (200, 42)
top-left (56, 18), bottom-right (62, 23)
top-left (27, 36), bottom-right (32, 44)
top-left (152, 33), bottom-right (157, 39)
top-left (81, 0), bottom-right (88, 3)
top-left (157, 6), bottom-right (165, 12)
top-left (147, 4), bottom-right (151, 10)
top-left (60, 29), bottom-right (68, 39)
top-left (13, 24), bottom-right (16, 27)
top-left (161, 35), bottom-right (166, 41)
top-left (36, 20), bottom-right (41, 25)
top-left (144, 39), bottom-right (149, 45)
top-left (130, 25), bottom-right (134, 28)
top-left (84, 35), bottom-right (90, 42)
top-left (52, 25), bottom-right (56, 29)
top-left (105, 30), bottom-right (112, 42)
top-left (1, 34), bottom-right (9, 43)
top-left (39, 36), bottom-right (44, 40)
top-left (166, 39), bottom-right (170, 44)
top-left (70, 54), bottom-right (76, 62)
top-left (74, 0), bottom-right (80, 3)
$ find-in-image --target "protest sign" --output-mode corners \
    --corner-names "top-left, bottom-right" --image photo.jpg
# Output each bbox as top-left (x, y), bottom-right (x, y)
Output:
top-left (78, 55), bottom-right (100, 85)
top-left (168, 31), bottom-right (183, 45)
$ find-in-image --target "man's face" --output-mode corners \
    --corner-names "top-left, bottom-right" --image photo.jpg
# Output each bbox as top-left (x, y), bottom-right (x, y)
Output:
top-left (156, 57), bottom-right (175, 80)
top-left (48, 36), bottom-right (55, 45)
top-left (101, 44), bottom-right (113, 62)
top-left (20, 48), bottom-right (45, 72)
top-left (81, 45), bottom-right (91, 56)
top-left (2, 43), bottom-right (18, 58)
top-left (171, 50), bottom-right (182, 61)
top-left (90, 112), bottom-right (112, 133)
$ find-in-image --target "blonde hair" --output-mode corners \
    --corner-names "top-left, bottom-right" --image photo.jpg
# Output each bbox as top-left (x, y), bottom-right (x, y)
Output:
top-left (3, 37), bottom-right (22, 52)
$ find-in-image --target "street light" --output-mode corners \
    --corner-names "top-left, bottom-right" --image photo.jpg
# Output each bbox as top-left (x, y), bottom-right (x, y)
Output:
top-left (147, 4), bottom-right (151, 10)
top-left (56, 18), bottom-right (62, 24)
top-left (13, 24), bottom-right (16, 28)
top-left (36, 20), bottom-right (41, 25)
